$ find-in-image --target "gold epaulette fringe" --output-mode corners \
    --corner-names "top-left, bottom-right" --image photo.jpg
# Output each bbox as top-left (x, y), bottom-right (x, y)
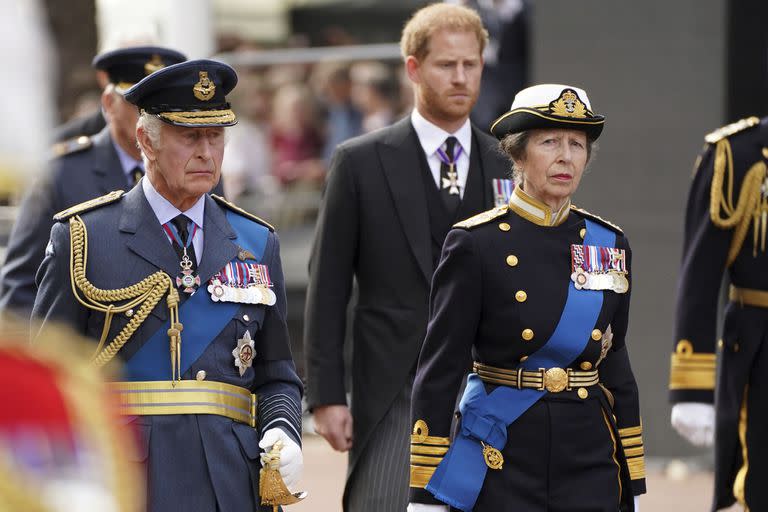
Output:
top-left (69, 216), bottom-right (183, 379)
top-left (708, 136), bottom-right (767, 265)
top-left (453, 205), bottom-right (508, 229)
top-left (211, 194), bottom-right (275, 232)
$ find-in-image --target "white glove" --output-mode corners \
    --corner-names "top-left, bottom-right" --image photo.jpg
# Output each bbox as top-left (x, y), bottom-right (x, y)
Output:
top-left (634, 495), bottom-right (640, 511)
top-left (406, 503), bottom-right (449, 512)
top-left (259, 428), bottom-right (303, 489)
top-left (670, 402), bottom-right (715, 447)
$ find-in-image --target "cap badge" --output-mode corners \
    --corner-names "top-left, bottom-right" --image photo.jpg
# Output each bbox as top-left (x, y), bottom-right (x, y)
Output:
top-left (549, 89), bottom-right (587, 119)
top-left (144, 54), bottom-right (165, 75)
top-left (193, 71), bottom-right (216, 101)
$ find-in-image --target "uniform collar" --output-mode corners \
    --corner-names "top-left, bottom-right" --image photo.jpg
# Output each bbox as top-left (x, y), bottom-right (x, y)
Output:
top-left (111, 137), bottom-right (144, 177)
top-left (508, 186), bottom-right (570, 226)
top-left (141, 176), bottom-right (205, 228)
top-left (410, 108), bottom-right (472, 159)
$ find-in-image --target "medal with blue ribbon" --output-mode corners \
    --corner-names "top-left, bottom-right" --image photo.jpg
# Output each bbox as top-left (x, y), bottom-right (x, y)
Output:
top-left (162, 220), bottom-right (200, 294)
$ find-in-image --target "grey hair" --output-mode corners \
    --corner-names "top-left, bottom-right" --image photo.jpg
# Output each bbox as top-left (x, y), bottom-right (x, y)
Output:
top-left (136, 112), bottom-right (163, 167)
top-left (498, 130), bottom-right (598, 186)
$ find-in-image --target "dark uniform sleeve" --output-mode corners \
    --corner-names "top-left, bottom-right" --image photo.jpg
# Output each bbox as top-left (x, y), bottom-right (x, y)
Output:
top-left (31, 221), bottom-right (89, 336)
top-left (0, 173), bottom-right (60, 316)
top-left (254, 233), bottom-right (303, 446)
top-left (304, 145), bottom-right (358, 409)
top-left (669, 144), bottom-right (729, 404)
top-left (409, 228), bottom-right (482, 504)
top-left (598, 235), bottom-right (646, 495)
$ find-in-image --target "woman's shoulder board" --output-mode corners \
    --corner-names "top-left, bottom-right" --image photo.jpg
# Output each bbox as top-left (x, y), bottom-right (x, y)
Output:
top-left (570, 205), bottom-right (623, 235)
top-left (453, 205), bottom-right (509, 230)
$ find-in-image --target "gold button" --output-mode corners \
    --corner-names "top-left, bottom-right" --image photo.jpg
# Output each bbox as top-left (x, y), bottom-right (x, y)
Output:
top-left (515, 290), bottom-right (527, 302)
top-left (591, 329), bottom-right (602, 341)
top-left (717, 339), bottom-right (724, 349)
top-left (577, 387), bottom-right (589, 399)
top-left (579, 228), bottom-right (586, 239)
top-left (196, 370), bottom-right (207, 381)
top-left (734, 343), bottom-right (740, 352)
top-left (126, 309), bottom-right (134, 317)
top-left (580, 361), bottom-right (593, 371)
top-left (499, 222), bottom-right (511, 232)
top-left (519, 356), bottom-right (528, 362)
top-left (522, 329), bottom-right (534, 341)
top-left (243, 314), bottom-right (250, 322)
top-left (506, 255), bottom-right (518, 267)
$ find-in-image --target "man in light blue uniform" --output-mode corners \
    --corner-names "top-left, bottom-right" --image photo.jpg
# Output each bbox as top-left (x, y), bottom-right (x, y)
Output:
top-left (32, 59), bottom-right (303, 512)
top-left (0, 46), bottom-right (187, 314)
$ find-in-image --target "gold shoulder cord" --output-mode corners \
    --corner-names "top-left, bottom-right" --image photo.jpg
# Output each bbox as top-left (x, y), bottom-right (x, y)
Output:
top-left (69, 215), bottom-right (184, 380)
top-left (709, 139), bottom-right (767, 265)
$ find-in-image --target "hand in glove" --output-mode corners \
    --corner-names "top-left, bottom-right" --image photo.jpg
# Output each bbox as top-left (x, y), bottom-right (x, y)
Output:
top-left (634, 495), bottom-right (640, 511)
top-left (407, 503), bottom-right (449, 512)
top-left (670, 402), bottom-right (715, 447)
top-left (259, 428), bottom-right (303, 489)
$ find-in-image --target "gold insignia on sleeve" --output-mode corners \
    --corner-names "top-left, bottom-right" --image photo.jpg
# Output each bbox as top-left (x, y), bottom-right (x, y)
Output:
top-left (454, 205), bottom-right (509, 229)
top-left (193, 71), bottom-right (216, 101)
top-left (619, 422), bottom-right (647, 481)
top-left (53, 190), bottom-right (125, 221)
top-left (409, 420), bottom-right (450, 488)
top-left (549, 89), bottom-right (588, 119)
top-left (211, 194), bottom-right (275, 232)
top-left (669, 339), bottom-right (716, 390)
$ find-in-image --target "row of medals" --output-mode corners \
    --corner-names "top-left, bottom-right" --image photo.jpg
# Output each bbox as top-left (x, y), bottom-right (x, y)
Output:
top-left (207, 278), bottom-right (277, 306)
top-left (571, 267), bottom-right (628, 294)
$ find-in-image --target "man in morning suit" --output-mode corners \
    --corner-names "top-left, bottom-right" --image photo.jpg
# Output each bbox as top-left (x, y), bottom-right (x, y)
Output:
top-left (31, 59), bottom-right (303, 511)
top-left (0, 46), bottom-right (187, 314)
top-left (304, 4), bottom-right (513, 510)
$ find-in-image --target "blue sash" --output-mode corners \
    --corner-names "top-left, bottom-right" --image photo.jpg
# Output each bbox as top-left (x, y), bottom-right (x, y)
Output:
top-left (123, 211), bottom-right (270, 381)
top-left (426, 219), bottom-right (615, 511)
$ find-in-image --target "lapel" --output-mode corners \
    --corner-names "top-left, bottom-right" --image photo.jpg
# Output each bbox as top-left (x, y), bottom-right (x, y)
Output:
top-left (119, 186), bottom-right (180, 278)
top-left (196, 195), bottom-right (239, 285)
top-left (378, 117), bottom-right (432, 283)
top-left (91, 128), bottom-right (132, 194)
top-left (456, 129), bottom-right (486, 220)
top-left (119, 189), bottom-right (239, 287)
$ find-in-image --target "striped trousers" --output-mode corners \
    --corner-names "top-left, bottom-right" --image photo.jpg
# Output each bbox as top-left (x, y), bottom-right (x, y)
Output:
top-left (345, 382), bottom-right (411, 512)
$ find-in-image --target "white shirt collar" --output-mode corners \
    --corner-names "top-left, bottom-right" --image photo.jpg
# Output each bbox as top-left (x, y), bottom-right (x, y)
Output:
top-left (410, 108), bottom-right (472, 158)
top-left (141, 176), bottom-right (205, 229)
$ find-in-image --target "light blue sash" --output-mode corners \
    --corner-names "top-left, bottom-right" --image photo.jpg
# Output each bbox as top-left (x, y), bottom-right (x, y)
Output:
top-left (123, 211), bottom-right (269, 381)
top-left (426, 219), bottom-right (615, 511)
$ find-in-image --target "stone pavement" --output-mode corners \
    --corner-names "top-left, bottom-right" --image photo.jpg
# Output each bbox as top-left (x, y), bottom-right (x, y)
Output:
top-left (290, 435), bottom-right (743, 512)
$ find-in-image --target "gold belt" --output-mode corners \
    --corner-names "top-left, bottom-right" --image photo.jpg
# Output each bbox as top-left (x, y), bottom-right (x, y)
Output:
top-left (730, 285), bottom-right (768, 308)
top-left (473, 361), bottom-right (599, 393)
top-left (111, 380), bottom-right (257, 427)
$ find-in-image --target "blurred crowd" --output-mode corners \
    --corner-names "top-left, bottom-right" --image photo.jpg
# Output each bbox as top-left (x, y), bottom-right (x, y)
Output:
top-left (216, 59), bottom-right (411, 227)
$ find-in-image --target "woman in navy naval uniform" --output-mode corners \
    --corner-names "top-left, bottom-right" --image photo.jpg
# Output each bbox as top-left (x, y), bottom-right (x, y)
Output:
top-left (407, 84), bottom-right (646, 512)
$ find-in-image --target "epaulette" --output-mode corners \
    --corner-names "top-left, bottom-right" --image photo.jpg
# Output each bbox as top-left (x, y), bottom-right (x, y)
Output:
top-left (704, 116), bottom-right (760, 144)
top-left (211, 194), bottom-right (275, 232)
top-left (53, 190), bottom-right (125, 222)
top-left (50, 135), bottom-right (92, 158)
top-left (570, 205), bottom-right (623, 235)
top-left (453, 205), bottom-right (508, 229)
